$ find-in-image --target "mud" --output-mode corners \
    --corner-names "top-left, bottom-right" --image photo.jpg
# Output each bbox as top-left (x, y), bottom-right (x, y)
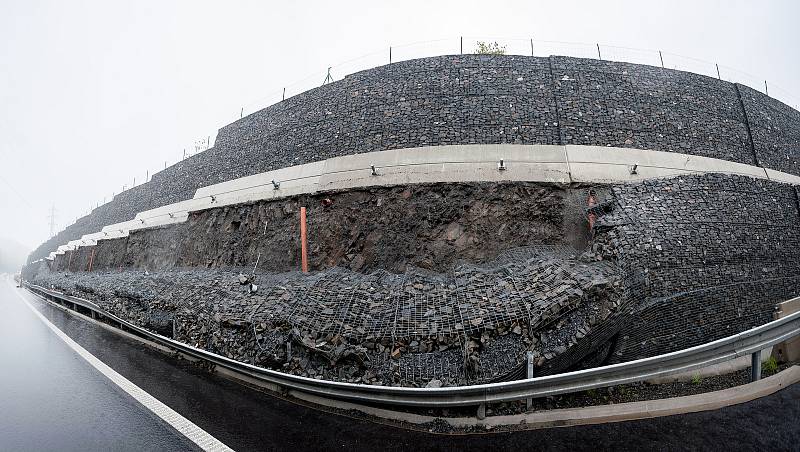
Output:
top-left (52, 182), bottom-right (600, 275)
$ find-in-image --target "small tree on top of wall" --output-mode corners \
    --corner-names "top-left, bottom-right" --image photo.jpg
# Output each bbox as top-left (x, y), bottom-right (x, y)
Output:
top-left (475, 41), bottom-right (506, 55)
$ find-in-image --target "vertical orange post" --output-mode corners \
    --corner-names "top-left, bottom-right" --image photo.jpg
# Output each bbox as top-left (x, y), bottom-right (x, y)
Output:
top-left (587, 191), bottom-right (598, 231)
top-left (300, 206), bottom-right (308, 273)
top-left (88, 248), bottom-right (95, 272)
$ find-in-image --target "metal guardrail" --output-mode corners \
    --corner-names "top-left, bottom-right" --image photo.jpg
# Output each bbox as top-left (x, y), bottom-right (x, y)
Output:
top-left (23, 282), bottom-right (800, 409)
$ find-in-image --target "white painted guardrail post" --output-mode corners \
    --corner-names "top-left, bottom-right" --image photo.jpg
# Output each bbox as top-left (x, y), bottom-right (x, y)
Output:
top-left (526, 351), bottom-right (534, 410)
top-left (751, 350), bottom-right (762, 382)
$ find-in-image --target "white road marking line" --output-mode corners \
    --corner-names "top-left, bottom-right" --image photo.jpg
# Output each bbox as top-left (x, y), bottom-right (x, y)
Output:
top-left (7, 280), bottom-right (234, 452)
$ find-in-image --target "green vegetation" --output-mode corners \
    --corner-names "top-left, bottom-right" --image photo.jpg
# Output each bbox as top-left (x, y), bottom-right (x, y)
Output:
top-left (763, 355), bottom-right (778, 374)
top-left (691, 374), bottom-right (702, 385)
top-left (474, 41), bottom-right (506, 55)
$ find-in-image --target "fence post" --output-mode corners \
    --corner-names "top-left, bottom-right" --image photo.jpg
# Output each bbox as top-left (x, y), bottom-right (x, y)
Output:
top-left (596, 43), bottom-right (602, 60)
top-left (389, 46), bottom-right (392, 64)
top-left (526, 351), bottom-right (534, 410)
top-left (283, 87), bottom-right (286, 101)
top-left (765, 80), bottom-right (769, 96)
top-left (716, 64), bottom-right (721, 80)
top-left (460, 36), bottom-right (463, 55)
top-left (530, 38), bottom-right (533, 56)
top-left (751, 350), bottom-right (762, 382)
top-left (659, 50), bottom-right (664, 68)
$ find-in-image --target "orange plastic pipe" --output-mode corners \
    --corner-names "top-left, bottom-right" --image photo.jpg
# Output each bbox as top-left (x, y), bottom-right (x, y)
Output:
top-left (587, 192), bottom-right (598, 231)
top-left (300, 206), bottom-right (308, 273)
top-left (88, 248), bottom-right (95, 272)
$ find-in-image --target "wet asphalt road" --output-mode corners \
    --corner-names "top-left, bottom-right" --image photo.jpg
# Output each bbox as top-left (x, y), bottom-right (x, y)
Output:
top-left (2, 274), bottom-right (799, 451)
top-left (0, 275), bottom-right (197, 452)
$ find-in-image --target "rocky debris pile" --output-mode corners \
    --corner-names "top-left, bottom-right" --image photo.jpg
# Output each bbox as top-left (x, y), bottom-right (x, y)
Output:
top-left (30, 246), bottom-right (620, 387)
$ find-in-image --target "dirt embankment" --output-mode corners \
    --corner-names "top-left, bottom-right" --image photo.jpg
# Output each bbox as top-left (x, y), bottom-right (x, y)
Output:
top-left (53, 182), bottom-right (598, 275)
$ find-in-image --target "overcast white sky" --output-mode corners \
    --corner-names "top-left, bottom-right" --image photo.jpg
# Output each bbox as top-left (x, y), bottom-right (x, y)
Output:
top-left (1, 0), bottom-right (798, 252)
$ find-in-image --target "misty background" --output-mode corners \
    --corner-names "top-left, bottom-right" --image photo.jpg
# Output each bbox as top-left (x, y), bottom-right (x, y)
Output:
top-left (1, 0), bottom-right (798, 271)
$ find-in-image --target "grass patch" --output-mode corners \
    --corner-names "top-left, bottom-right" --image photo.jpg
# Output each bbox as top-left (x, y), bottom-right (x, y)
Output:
top-left (763, 355), bottom-right (778, 374)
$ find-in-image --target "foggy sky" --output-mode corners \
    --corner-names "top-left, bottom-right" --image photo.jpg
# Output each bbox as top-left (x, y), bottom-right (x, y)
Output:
top-left (1, 0), bottom-right (798, 254)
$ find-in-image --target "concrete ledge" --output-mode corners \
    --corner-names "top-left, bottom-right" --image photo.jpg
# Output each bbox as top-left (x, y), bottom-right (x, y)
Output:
top-left (194, 160), bottom-right (326, 199)
top-left (566, 145), bottom-right (769, 183)
top-left (766, 168), bottom-right (800, 185)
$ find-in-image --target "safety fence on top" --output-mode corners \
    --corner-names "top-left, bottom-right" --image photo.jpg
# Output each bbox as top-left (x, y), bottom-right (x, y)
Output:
top-left (240, 36), bottom-right (799, 117)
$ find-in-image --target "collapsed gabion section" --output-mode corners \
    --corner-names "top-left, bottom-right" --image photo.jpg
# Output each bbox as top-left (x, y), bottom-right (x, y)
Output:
top-left (31, 244), bottom-right (620, 387)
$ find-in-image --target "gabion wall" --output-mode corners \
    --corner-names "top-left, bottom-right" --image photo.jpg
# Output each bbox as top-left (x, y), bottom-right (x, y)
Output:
top-left (29, 54), bottom-right (800, 262)
top-left (594, 173), bottom-right (800, 360)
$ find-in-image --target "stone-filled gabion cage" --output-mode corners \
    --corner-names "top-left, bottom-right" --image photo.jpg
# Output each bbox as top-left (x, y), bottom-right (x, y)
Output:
top-left (24, 54), bottom-right (800, 387)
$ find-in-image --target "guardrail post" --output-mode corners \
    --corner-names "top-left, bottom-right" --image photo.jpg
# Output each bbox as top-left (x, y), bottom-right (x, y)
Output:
top-left (751, 350), bottom-right (762, 382)
top-left (477, 403), bottom-right (486, 420)
top-left (526, 351), bottom-right (534, 410)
